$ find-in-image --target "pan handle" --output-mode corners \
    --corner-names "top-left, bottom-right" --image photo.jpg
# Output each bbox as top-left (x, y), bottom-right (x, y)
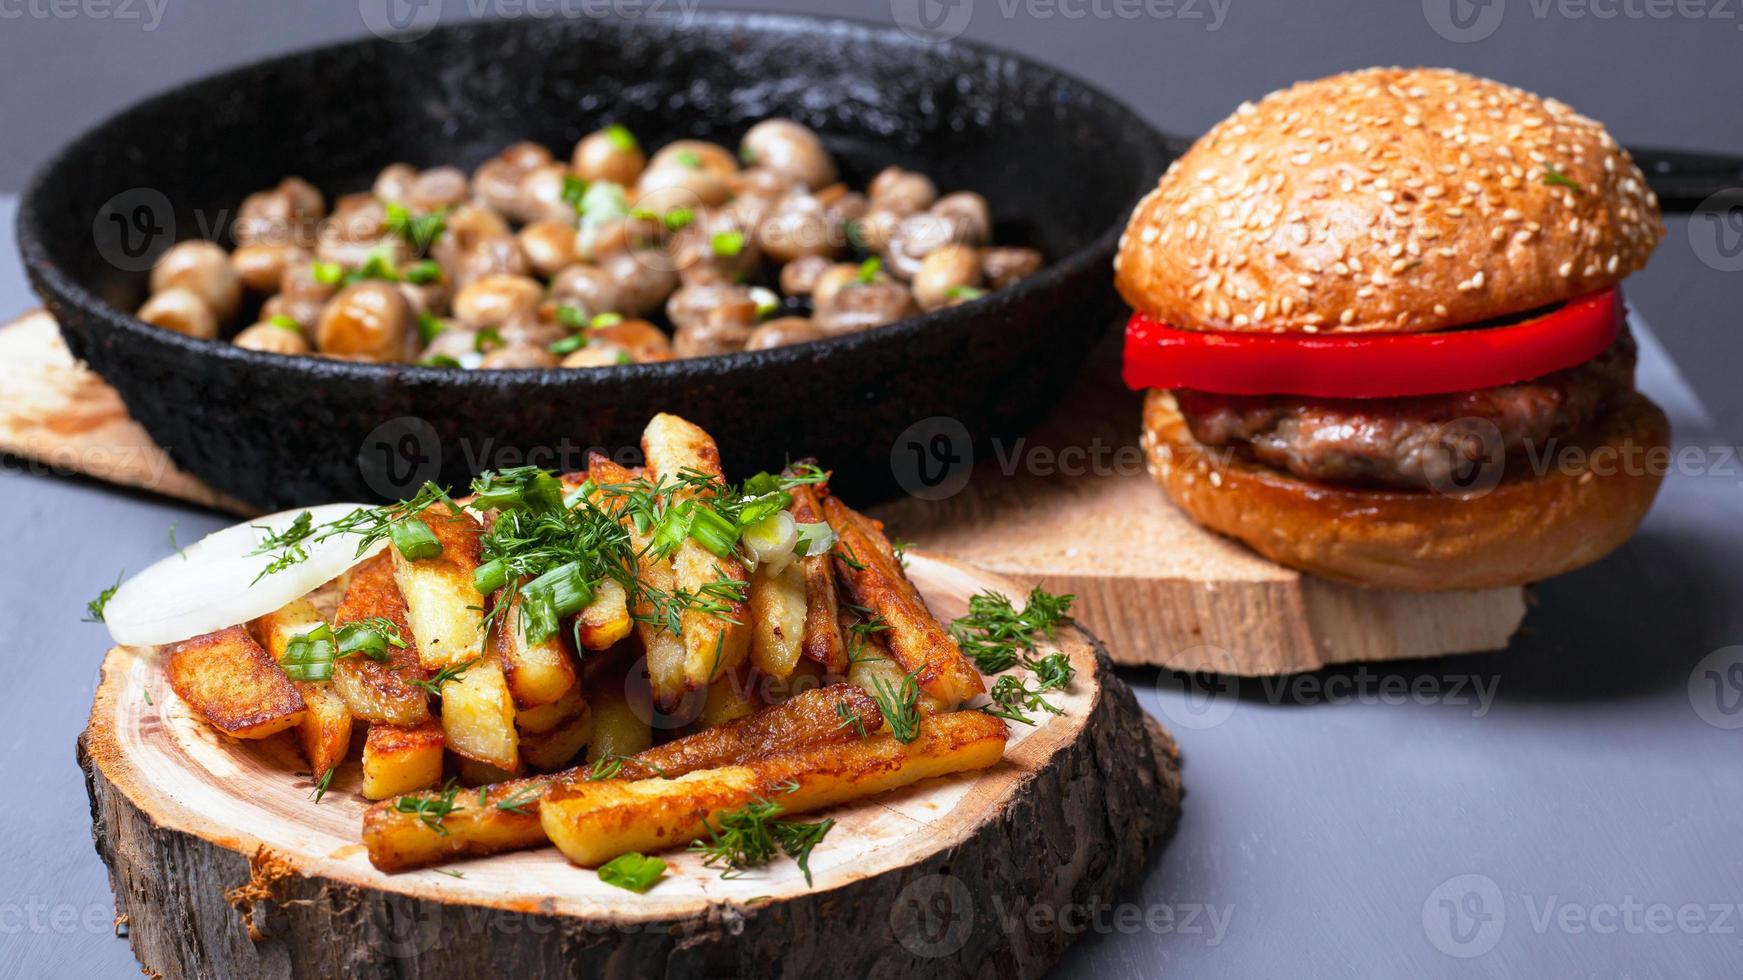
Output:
top-left (1627, 146), bottom-right (1743, 212)
top-left (1160, 131), bottom-right (1739, 214)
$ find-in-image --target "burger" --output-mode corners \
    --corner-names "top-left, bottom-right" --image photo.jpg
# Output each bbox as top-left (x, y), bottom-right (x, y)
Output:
top-left (1115, 68), bottom-right (1669, 591)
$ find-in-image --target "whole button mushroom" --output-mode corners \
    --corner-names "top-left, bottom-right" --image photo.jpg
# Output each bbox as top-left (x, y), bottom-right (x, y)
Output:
top-left (980, 246), bottom-right (1044, 289)
top-left (420, 324), bottom-right (482, 366)
top-left (636, 163), bottom-right (732, 212)
top-left (591, 317), bottom-right (676, 362)
top-left (479, 344), bottom-right (560, 370)
top-left (150, 240), bottom-right (242, 322)
top-left (260, 294), bottom-right (325, 334)
top-left (779, 254), bottom-right (833, 297)
top-left (744, 316), bottom-right (824, 350)
top-left (849, 207), bottom-right (903, 254)
top-left (886, 212), bottom-right (966, 280)
top-left (231, 244), bottom-right (310, 294)
top-left (472, 142), bottom-right (554, 219)
top-left (573, 124), bottom-right (646, 186)
top-left (453, 274), bottom-right (544, 328)
top-left (518, 163), bottom-right (583, 225)
top-left (673, 303), bottom-right (758, 358)
top-left (234, 321), bottom-right (312, 355)
top-left (810, 262), bottom-right (869, 310)
top-left (372, 163), bottom-right (419, 205)
top-left (813, 280), bottom-right (917, 337)
top-left (451, 236), bottom-right (530, 289)
top-left (233, 177), bottom-right (325, 248)
top-left (517, 221), bottom-right (581, 278)
top-left (930, 192), bottom-right (992, 247)
top-left (739, 119), bottom-right (838, 191)
top-left (755, 193), bottom-right (842, 264)
top-left (408, 166), bottom-right (469, 212)
top-left (912, 244), bottom-right (983, 311)
top-left (136, 287), bottom-right (219, 340)
top-left (316, 281), bottom-right (414, 361)
top-left (601, 250), bottom-right (679, 317)
top-left (648, 140), bottom-right (738, 179)
top-left (666, 282), bottom-right (756, 332)
top-left (549, 265), bottom-right (625, 321)
top-left (867, 166), bottom-right (938, 215)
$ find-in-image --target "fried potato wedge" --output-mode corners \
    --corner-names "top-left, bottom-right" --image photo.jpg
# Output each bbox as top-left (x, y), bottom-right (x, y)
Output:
top-left (361, 719), bottom-right (444, 800)
top-left (577, 577), bottom-right (633, 652)
top-left (166, 626), bottom-right (306, 739)
top-left (789, 481), bottom-right (848, 673)
top-left (515, 683), bottom-right (585, 734)
top-left (441, 655), bottom-right (520, 773)
top-left (541, 711), bottom-right (1008, 867)
top-left (698, 668), bottom-right (758, 729)
top-left (491, 587), bottom-right (579, 708)
top-left (392, 506), bottom-right (487, 670)
top-left (247, 597), bottom-right (353, 776)
top-left (360, 684), bottom-right (881, 871)
top-left (331, 553), bottom-right (430, 727)
top-left (363, 772), bottom-right (553, 872)
top-left (587, 675), bottom-right (652, 762)
top-left (588, 455), bottom-right (687, 709)
top-left (749, 561), bottom-right (807, 680)
top-left (520, 704), bottom-right (595, 772)
top-left (642, 414), bottom-right (751, 691)
top-left (825, 498), bottom-right (984, 706)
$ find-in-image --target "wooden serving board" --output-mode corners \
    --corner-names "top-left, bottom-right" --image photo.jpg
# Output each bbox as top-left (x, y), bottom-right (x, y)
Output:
top-left (3, 308), bottom-right (1523, 674)
top-left (79, 555), bottom-right (1181, 980)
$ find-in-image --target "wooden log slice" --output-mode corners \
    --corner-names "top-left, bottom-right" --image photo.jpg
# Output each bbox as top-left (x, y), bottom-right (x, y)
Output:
top-left (79, 553), bottom-right (1182, 979)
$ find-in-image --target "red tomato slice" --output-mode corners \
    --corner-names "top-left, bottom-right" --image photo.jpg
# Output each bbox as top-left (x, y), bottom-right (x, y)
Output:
top-left (1122, 288), bottom-right (1622, 398)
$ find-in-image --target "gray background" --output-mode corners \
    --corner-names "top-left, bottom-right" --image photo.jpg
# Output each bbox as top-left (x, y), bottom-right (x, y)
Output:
top-left (2, 1), bottom-right (1740, 977)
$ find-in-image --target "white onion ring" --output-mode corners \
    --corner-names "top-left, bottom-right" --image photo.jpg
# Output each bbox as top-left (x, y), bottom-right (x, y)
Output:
top-left (104, 503), bottom-right (386, 647)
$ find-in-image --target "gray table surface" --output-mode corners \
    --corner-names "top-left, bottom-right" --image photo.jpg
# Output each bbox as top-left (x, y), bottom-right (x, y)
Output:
top-left (2, 3), bottom-right (1741, 978)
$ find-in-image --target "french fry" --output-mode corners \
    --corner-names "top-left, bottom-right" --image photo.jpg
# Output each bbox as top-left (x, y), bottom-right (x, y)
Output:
top-left (441, 655), bottom-right (520, 773)
top-left (361, 719), bottom-right (444, 800)
top-left (491, 586), bottom-right (579, 708)
top-left (360, 684), bottom-right (882, 871)
top-left (520, 704), bottom-right (595, 772)
top-left (588, 455), bottom-right (687, 708)
top-left (166, 626), bottom-right (306, 739)
top-left (642, 413), bottom-right (751, 691)
top-left (541, 711), bottom-right (1008, 867)
top-left (825, 498), bottom-right (985, 706)
top-left (248, 597), bottom-right (353, 778)
top-left (576, 577), bottom-right (632, 652)
top-left (515, 684), bottom-right (585, 734)
top-left (788, 481), bottom-right (848, 674)
top-left (749, 561), bottom-right (807, 680)
top-left (331, 553), bottom-right (430, 727)
top-left (391, 505), bottom-right (487, 670)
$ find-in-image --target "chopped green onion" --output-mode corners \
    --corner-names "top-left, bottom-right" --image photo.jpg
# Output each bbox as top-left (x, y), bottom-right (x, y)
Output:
top-left (750, 286), bottom-right (780, 319)
top-left (946, 285), bottom-right (986, 301)
top-left (1543, 166), bottom-right (1584, 194)
top-left (614, 351), bottom-right (632, 365)
top-left (310, 261), bottom-right (343, 285)
top-left (472, 467), bottom-right (566, 514)
top-left (417, 312), bottom-right (447, 344)
top-left (562, 175), bottom-right (589, 212)
top-left (519, 561), bottom-right (594, 642)
top-left (550, 335), bottom-right (587, 355)
top-left (739, 143), bottom-right (757, 166)
top-left (475, 327), bottom-right (502, 352)
top-left (856, 257), bottom-right (882, 283)
top-left (280, 624), bottom-right (337, 682)
top-left (473, 558), bottom-right (511, 596)
top-left (267, 314), bottom-right (302, 333)
top-left (389, 518), bottom-right (443, 561)
top-left (335, 621), bottom-right (393, 661)
top-left (591, 312), bottom-right (624, 329)
top-left (579, 181), bottom-right (629, 223)
top-left (711, 230), bottom-right (745, 258)
top-left (422, 354), bottom-right (462, 368)
top-left (404, 260), bottom-right (443, 284)
top-left (598, 852), bottom-right (667, 893)
top-left (688, 504), bottom-right (740, 558)
top-left (743, 512), bottom-right (797, 566)
top-left (663, 207), bottom-right (695, 231)
top-left (674, 149), bottom-right (702, 169)
top-left (556, 304), bottom-right (589, 329)
top-left (604, 124), bottom-right (638, 152)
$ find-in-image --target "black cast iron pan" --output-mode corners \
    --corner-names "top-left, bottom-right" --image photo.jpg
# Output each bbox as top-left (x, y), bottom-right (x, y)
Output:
top-left (19, 12), bottom-right (1172, 510)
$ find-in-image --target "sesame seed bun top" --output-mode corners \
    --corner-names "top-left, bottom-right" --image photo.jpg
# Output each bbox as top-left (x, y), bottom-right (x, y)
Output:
top-left (1114, 67), bottom-right (1664, 334)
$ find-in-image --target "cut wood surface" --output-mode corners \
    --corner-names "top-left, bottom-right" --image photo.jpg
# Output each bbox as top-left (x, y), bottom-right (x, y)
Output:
top-left (4, 308), bottom-right (1522, 673)
top-left (871, 337), bottom-right (1526, 675)
top-left (79, 553), bottom-right (1182, 980)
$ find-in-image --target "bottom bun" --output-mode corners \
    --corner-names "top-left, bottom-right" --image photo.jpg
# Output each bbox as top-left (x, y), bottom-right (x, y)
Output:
top-left (1141, 389), bottom-right (1671, 591)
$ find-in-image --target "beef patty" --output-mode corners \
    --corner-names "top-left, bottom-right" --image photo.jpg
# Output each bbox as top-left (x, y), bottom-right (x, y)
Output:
top-left (1174, 328), bottom-right (1637, 491)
